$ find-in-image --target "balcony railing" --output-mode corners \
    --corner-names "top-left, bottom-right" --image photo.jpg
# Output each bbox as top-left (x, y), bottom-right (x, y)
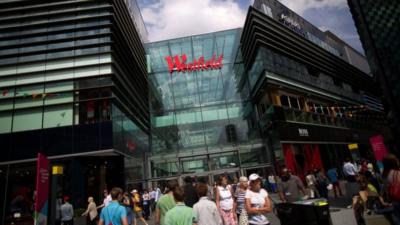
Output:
top-left (259, 105), bottom-right (382, 132)
top-left (267, 69), bottom-right (364, 102)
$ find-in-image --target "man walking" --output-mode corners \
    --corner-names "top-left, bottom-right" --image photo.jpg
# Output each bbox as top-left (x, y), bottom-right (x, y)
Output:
top-left (99, 187), bottom-right (128, 225)
top-left (61, 196), bottom-right (74, 225)
top-left (164, 187), bottom-right (197, 225)
top-left (278, 168), bottom-right (308, 203)
top-left (155, 180), bottom-right (178, 225)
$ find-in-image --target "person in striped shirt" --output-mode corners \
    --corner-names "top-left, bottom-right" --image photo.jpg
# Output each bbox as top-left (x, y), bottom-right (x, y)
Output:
top-left (235, 176), bottom-right (248, 219)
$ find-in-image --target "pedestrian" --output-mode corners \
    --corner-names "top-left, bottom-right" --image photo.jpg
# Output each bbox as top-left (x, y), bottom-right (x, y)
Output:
top-left (245, 173), bottom-right (272, 225)
top-left (216, 174), bottom-right (237, 225)
top-left (164, 186), bottom-right (197, 225)
top-left (61, 196), bottom-right (74, 225)
top-left (268, 174), bottom-right (277, 193)
top-left (183, 176), bottom-right (199, 208)
top-left (315, 169), bottom-right (329, 199)
top-left (131, 189), bottom-right (148, 225)
top-left (193, 183), bottom-right (222, 225)
top-left (142, 190), bottom-right (151, 220)
top-left (98, 187), bottom-right (128, 225)
top-left (150, 188), bottom-right (156, 212)
top-left (382, 154), bottom-right (400, 224)
top-left (278, 167), bottom-right (308, 203)
top-left (98, 189), bottom-right (112, 209)
top-left (81, 196), bottom-right (98, 225)
top-left (122, 192), bottom-right (135, 225)
top-left (155, 180), bottom-right (178, 225)
top-left (327, 167), bottom-right (343, 198)
top-left (305, 170), bottom-right (320, 199)
top-left (234, 176), bottom-right (248, 221)
top-left (343, 158), bottom-right (359, 199)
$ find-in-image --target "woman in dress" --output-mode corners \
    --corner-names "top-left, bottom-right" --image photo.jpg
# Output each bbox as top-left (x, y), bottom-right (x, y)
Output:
top-left (216, 175), bottom-right (237, 225)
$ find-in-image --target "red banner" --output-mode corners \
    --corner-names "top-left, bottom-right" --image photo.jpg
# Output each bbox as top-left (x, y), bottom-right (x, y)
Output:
top-left (34, 153), bottom-right (50, 225)
top-left (369, 135), bottom-right (388, 161)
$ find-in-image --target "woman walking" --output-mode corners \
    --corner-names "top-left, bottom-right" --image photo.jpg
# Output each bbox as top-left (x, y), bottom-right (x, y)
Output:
top-left (216, 175), bottom-right (237, 225)
top-left (235, 176), bottom-right (248, 220)
top-left (245, 174), bottom-right (272, 225)
top-left (81, 197), bottom-right (98, 225)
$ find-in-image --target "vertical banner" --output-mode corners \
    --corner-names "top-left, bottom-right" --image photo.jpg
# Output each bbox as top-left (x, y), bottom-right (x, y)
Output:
top-left (369, 135), bottom-right (388, 172)
top-left (34, 153), bottom-right (50, 225)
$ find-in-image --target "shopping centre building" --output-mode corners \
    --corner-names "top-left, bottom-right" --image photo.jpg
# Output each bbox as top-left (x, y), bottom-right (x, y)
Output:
top-left (0, 0), bottom-right (392, 223)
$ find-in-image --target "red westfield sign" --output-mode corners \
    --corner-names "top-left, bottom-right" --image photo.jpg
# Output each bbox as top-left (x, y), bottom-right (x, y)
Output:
top-left (165, 54), bottom-right (223, 73)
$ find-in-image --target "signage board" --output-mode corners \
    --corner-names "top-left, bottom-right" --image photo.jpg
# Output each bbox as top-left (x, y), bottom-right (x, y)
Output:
top-left (165, 54), bottom-right (223, 73)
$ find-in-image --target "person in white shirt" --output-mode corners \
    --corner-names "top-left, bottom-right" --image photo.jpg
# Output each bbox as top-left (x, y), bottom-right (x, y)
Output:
top-left (215, 175), bottom-right (236, 225)
top-left (150, 188), bottom-right (157, 212)
top-left (343, 158), bottom-right (358, 182)
top-left (245, 174), bottom-right (271, 225)
top-left (97, 189), bottom-right (112, 209)
top-left (193, 183), bottom-right (222, 225)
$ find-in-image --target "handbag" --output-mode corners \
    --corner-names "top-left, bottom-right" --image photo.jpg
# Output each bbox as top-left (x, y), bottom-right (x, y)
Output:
top-left (388, 170), bottom-right (400, 202)
top-left (239, 209), bottom-right (248, 225)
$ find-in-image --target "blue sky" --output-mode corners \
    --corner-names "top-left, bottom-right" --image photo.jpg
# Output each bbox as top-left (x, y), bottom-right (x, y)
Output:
top-left (137, 0), bottom-right (364, 53)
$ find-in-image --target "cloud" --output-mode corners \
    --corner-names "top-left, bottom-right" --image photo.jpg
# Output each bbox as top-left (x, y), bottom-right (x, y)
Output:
top-left (139, 0), bottom-right (246, 42)
top-left (278, 0), bottom-right (347, 15)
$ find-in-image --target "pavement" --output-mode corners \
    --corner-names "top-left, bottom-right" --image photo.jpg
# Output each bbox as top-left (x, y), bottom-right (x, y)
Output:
top-left (141, 181), bottom-right (357, 225)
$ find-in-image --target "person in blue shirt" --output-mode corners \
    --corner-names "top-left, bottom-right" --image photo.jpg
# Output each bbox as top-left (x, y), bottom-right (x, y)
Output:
top-left (99, 187), bottom-right (128, 225)
top-left (327, 167), bottom-right (343, 198)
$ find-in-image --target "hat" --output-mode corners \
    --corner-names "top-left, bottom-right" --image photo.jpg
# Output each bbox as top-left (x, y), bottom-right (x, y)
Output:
top-left (130, 189), bottom-right (137, 193)
top-left (249, 173), bottom-right (261, 181)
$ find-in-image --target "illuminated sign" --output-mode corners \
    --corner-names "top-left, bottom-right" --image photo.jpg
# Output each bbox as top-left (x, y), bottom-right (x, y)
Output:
top-left (348, 143), bottom-right (358, 150)
top-left (165, 54), bottom-right (223, 73)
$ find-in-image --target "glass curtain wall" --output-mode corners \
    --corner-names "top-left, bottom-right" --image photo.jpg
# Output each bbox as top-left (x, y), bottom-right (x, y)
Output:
top-left (147, 29), bottom-right (266, 178)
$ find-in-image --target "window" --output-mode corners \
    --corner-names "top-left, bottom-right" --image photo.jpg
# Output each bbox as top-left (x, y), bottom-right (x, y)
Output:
top-left (280, 95), bottom-right (289, 107)
top-left (0, 111), bottom-right (12, 133)
top-left (43, 105), bottom-right (73, 128)
top-left (289, 96), bottom-right (300, 109)
top-left (13, 108), bottom-right (42, 132)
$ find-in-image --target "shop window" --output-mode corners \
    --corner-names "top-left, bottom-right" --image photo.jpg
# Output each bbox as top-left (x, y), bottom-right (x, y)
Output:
top-left (78, 99), bottom-right (110, 124)
top-left (280, 95), bottom-right (289, 107)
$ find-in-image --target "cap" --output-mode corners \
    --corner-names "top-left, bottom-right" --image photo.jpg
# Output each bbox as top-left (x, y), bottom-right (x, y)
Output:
top-left (130, 189), bottom-right (137, 193)
top-left (249, 173), bottom-right (261, 181)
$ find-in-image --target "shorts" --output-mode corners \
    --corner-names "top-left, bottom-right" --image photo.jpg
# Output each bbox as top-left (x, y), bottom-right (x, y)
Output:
top-left (135, 210), bottom-right (143, 218)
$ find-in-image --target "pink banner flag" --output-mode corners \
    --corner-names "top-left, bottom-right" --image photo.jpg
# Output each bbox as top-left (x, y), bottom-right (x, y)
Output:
top-left (34, 153), bottom-right (50, 225)
top-left (369, 135), bottom-right (388, 162)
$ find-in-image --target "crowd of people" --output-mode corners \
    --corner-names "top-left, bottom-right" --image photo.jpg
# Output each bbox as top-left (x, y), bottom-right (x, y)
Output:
top-left (59, 153), bottom-right (400, 225)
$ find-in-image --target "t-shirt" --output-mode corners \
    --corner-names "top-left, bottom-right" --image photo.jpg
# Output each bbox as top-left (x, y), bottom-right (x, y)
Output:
top-left (164, 203), bottom-right (196, 225)
top-left (327, 168), bottom-right (338, 183)
top-left (343, 162), bottom-right (357, 176)
top-left (156, 193), bottom-right (176, 225)
top-left (245, 189), bottom-right (269, 225)
top-left (268, 175), bottom-right (276, 184)
top-left (217, 185), bottom-right (234, 210)
top-left (278, 175), bottom-right (304, 203)
top-left (100, 201), bottom-right (127, 225)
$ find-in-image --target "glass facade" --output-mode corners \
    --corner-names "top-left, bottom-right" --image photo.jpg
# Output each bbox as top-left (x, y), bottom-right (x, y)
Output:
top-left (0, 0), bottom-right (149, 222)
top-left (146, 29), bottom-right (269, 179)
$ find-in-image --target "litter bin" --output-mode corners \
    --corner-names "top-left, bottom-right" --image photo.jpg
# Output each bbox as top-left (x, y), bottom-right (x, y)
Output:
top-left (275, 198), bottom-right (332, 225)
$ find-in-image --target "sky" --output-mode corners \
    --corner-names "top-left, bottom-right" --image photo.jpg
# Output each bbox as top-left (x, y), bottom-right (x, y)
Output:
top-left (137, 0), bottom-right (364, 53)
